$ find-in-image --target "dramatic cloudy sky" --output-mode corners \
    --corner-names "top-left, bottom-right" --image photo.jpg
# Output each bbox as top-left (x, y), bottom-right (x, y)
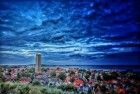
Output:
top-left (0, 0), bottom-right (140, 65)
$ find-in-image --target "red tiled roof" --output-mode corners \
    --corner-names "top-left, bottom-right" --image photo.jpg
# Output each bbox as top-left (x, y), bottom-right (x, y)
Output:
top-left (74, 79), bottom-right (84, 87)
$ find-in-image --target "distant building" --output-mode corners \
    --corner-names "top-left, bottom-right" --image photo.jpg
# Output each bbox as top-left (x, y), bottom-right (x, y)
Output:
top-left (35, 53), bottom-right (41, 73)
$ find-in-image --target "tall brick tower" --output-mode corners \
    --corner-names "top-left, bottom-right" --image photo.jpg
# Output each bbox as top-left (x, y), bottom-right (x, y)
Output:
top-left (35, 53), bottom-right (41, 73)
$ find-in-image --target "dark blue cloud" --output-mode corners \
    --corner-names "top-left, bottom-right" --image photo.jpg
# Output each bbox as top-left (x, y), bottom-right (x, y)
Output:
top-left (0, 0), bottom-right (140, 65)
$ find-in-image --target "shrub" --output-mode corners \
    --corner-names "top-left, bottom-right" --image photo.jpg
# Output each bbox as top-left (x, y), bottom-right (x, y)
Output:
top-left (41, 88), bottom-right (62, 94)
top-left (29, 87), bottom-right (42, 94)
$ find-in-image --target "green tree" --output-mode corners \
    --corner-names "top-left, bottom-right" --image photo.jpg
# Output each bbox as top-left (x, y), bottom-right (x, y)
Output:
top-left (58, 72), bottom-right (66, 81)
top-left (17, 72), bottom-right (21, 81)
top-left (50, 71), bottom-right (56, 77)
top-left (0, 83), bottom-right (9, 94)
top-left (0, 83), bottom-right (17, 94)
top-left (58, 84), bottom-right (75, 91)
top-left (0, 67), bottom-right (4, 82)
top-left (13, 84), bottom-right (30, 94)
top-left (28, 68), bottom-right (35, 73)
top-left (41, 88), bottom-right (48, 94)
top-left (32, 80), bottom-right (41, 86)
top-left (110, 72), bottom-right (118, 79)
top-left (102, 73), bottom-right (110, 81)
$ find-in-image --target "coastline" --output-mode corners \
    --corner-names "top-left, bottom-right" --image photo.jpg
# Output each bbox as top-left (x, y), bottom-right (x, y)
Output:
top-left (1, 64), bottom-right (140, 71)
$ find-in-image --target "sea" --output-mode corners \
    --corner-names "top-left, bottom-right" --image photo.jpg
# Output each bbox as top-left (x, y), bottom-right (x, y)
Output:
top-left (43, 65), bottom-right (140, 72)
top-left (1, 64), bottom-right (140, 72)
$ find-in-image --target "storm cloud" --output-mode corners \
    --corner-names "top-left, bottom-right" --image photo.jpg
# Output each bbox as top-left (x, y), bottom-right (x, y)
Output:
top-left (0, 0), bottom-right (140, 65)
